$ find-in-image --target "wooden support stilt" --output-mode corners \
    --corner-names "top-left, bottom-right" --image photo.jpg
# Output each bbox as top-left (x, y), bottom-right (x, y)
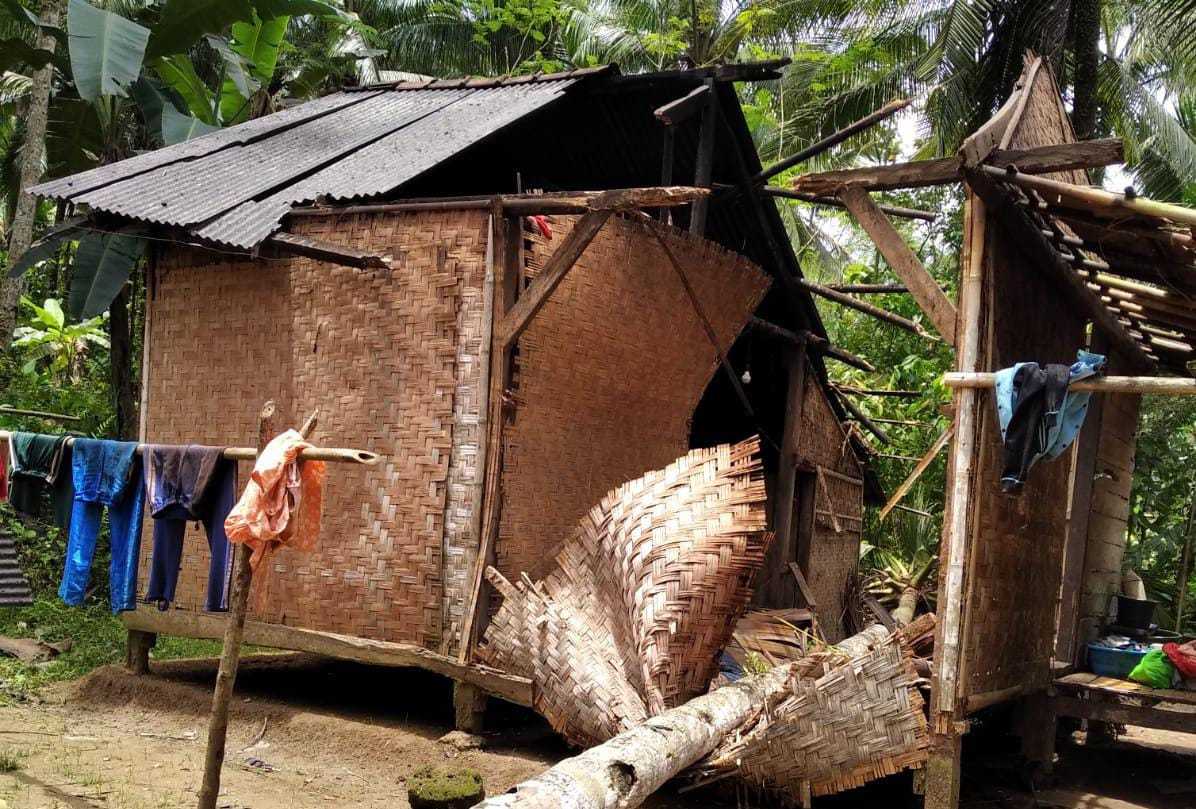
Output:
top-left (124, 629), bottom-right (156, 675)
top-left (453, 681), bottom-right (488, 734)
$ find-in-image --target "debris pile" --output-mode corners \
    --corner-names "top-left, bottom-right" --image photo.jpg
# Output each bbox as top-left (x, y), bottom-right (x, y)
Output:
top-left (480, 436), bottom-right (770, 746)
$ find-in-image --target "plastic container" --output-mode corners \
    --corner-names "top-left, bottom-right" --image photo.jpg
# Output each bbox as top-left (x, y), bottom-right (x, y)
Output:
top-left (1087, 642), bottom-right (1148, 679)
top-left (1116, 595), bottom-right (1157, 630)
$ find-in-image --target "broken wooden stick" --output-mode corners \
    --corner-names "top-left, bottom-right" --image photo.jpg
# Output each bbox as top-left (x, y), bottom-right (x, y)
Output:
top-left (879, 427), bottom-right (953, 521)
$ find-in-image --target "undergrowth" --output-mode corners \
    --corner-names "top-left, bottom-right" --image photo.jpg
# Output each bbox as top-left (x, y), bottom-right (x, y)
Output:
top-left (0, 596), bottom-right (225, 704)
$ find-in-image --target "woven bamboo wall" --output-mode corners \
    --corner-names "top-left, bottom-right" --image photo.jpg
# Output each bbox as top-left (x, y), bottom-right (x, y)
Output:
top-left (798, 375), bottom-right (863, 642)
top-left (953, 62), bottom-right (1092, 704)
top-left (140, 210), bottom-right (489, 649)
top-left (496, 214), bottom-right (770, 581)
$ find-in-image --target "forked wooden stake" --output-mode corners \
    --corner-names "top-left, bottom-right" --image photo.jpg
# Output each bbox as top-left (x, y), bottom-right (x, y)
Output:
top-left (197, 403), bottom-right (328, 809)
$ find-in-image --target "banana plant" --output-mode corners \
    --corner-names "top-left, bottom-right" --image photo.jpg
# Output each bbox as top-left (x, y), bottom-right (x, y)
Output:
top-left (12, 295), bottom-right (108, 382)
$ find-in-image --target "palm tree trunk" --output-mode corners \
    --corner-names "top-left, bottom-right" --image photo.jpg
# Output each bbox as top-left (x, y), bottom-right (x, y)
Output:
top-left (0, 0), bottom-right (63, 348)
top-left (1070, 0), bottom-right (1101, 140)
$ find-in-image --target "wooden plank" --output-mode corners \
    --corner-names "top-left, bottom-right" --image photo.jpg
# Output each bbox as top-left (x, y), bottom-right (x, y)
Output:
top-left (762, 187), bottom-right (936, 221)
top-left (839, 184), bottom-right (958, 342)
top-left (789, 136), bottom-right (1121, 196)
top-left (119, 609), bottom-right (533, 707)
top-left (266, 231), bottom-right (391, 269)
top-left (960, 54), bottom-right (1043, 166)
top-left (495, 209), bottom-right (610, 347)
top-left (787, 562), bottom-right (818, 609)
top-left (1050, 695), bottom-right (1196, 733)
top-left (1054, 673), bottom-right (1196, 706)
top-left (690, 79), bottom-right (717, 235)
top-left (459, 212), bottom-right (520, 663)
top-left (765, 344), bottom-right (809, 605)
top-left (879, 427), bottom-right (953, 520)
top-left (654, 84), bottom-right (710, 125)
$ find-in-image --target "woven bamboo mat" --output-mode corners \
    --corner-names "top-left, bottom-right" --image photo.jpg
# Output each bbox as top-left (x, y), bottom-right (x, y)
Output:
top-left (707, 630), bottom-right (929, 800)
top-left (479, 436), bottom-right (770, 746)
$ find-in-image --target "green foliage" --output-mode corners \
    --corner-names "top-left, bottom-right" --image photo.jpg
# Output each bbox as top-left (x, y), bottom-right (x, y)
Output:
top-left (0, 595), bottom-right (229, 704)
top-left (12, 296), bottom-right (108, 382)
top-left (407, 766), bottom-right (484, 804)
top-left (67, 232), bottom-right (144, 319)
top-left (67, 0), bottom-right (151, 102)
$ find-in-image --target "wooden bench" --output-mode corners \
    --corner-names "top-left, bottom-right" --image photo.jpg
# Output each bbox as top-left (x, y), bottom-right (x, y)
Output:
top-left (1049, 672), bottom-right (1196, 734)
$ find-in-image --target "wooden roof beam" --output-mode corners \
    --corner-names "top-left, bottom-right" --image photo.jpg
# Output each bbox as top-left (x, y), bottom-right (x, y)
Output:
top-left (761, 186), bottom-right (936, 221)
top-left (266, 231), bottom-right (392, 269)
top-left (747, 317), bottom-right (876, 373)
top-left (838, 184), bottom-right (958, 342)
top-left (653, 85), bottom-right (710, 125)
top-left (798, 278), bottom-right (938, 340)
top-left (790, 138), bottom-right (1123, 196)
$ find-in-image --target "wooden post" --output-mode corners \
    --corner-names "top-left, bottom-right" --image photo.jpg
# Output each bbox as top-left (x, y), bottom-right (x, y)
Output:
top-left (453, 681), bottom-right (488, 734)
top-left (124, 629), bottom-right (156, 675)
top-left (924, 191), bottom-right (987, 809)
top-left (197, 400), bottom-right (278, 809)
top-left (690, 79), bottom-right (717, 236)
top-left (764, 341), bottom-right (807, 605)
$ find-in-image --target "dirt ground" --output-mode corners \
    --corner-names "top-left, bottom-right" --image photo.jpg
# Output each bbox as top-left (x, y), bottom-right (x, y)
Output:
top-left (0, 653), bottom-right (1192, 808)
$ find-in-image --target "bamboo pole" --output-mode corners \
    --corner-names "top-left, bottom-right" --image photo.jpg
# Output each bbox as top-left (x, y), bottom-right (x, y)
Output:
top-left (0, 406), bottom-right (80, 422)
top-left (943, 372), bottom-right (1196, 395)
top-left (196, 403), bottom-right (366, 809)
top-left (0, 430), bottom-right (377, 465)
top-left (879, 427), bottom-right (953, 521)
top-left (979, 164), bottom-right (1196, 229)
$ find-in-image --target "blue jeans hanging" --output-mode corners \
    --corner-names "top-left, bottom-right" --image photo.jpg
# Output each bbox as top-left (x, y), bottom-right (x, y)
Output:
top-left (59, 439), bottom-right (145, 613)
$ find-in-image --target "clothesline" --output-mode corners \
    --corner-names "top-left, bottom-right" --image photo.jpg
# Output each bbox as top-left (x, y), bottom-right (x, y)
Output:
top-left (0, 430), bottom-right (379, 466)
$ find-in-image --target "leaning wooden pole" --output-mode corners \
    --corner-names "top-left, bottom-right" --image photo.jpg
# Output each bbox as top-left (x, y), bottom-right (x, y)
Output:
top-left (197, 403), bottom-right (320, 809)
top-left (475, 625), bottom-right (891, 809)
top-left (197, 401), bottom-right (278, 809)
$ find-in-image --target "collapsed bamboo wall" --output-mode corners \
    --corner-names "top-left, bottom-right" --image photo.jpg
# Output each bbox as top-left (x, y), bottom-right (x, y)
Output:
top-left (496, 215), bottom-right (770, 581)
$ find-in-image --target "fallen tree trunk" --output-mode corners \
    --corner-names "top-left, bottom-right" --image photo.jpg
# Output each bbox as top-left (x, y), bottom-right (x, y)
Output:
top-left (473, 625), bottom-right (891, 809)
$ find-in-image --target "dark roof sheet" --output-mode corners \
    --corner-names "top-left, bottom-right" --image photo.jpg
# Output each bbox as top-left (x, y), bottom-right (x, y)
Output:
top-left (0, 532), bottom-right (33, 608)
top-left (32, 75), bottom-right (583, 249)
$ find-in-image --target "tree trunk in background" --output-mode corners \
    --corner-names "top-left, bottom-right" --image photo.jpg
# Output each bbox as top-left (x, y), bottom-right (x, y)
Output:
top-left (0, 0), bottom-right (63, 348)
top-left (1176, 489), bottom-right (1196, 632)
top-left (1070, 0), bottom-right (1101, 140)
top-left (109, 287), bottom-right (137, 439)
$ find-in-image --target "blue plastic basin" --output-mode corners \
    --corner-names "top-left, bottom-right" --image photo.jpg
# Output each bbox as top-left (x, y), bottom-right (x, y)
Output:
top-left (1086, 643), bottom-right (1147, 679)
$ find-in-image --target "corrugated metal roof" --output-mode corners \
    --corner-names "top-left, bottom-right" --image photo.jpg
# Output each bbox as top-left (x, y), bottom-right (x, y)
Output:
top-left (32, 75), bottom-right (584, 249)
top-left (197, 80), bottom-right (576, 247)
top-left (0, 531), bottom-right (33, 608)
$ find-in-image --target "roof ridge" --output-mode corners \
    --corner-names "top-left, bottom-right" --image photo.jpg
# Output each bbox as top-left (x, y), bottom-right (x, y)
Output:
top-left (348, 64), bottom-right (615, 93)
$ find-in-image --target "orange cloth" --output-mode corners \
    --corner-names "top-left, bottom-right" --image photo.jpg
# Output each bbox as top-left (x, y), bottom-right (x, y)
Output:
top-left (224, 429), bottom-right (326, 571)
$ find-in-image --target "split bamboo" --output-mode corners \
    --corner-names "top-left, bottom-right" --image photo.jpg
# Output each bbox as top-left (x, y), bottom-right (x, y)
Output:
top-left (943, 372), bottom-right (1196, 395)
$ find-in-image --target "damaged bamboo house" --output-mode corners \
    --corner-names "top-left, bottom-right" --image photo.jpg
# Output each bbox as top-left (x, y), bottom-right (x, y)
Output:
top-left (28, 62), bottom-right (880, 732)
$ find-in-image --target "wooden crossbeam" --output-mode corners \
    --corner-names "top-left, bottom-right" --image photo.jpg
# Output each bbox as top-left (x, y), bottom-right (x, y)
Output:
top-left (746, 317), bottom-right (876, 372)
top-left (761, 186), bottom-right (936, 221)
top-left (838, 185), bottom-right (958, 342)
top-left (267, 231), bottom-right (392, 269)
top-left (944, 373), bottom-right (1196, 394)
top-left (654, 84), bottom-right (711, 125)
top-left (790, 138), bottom-right (1123, 196)
top-left (495, 210), bottom-right (611, 347)
top-left (799, 278), bottom-right (936, 338)
top-left (879, 427), bottom-right (953, 520)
